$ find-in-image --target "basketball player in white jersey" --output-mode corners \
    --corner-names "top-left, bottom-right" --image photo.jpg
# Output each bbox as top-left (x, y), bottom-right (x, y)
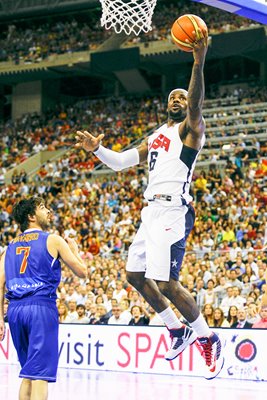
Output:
top-left (75, 28), bottom-right (224, 379)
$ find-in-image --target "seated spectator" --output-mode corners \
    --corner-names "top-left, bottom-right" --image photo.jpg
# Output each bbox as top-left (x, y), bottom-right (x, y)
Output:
top-left (119, 298), bottom-right (132, 324)
top-left (195, 278), bottom-right (206, 310)
top-left (202, 303), bottom-right (215, 327)
top-left (247, 290), bottom-right (259, 303)
top-left (119, 270), bottom-right (131, 291)
top-left (148, 305), bottom-right (164, 326)
top-left (245, 265), bottom-right (257, 283)
top-left (128, 305), bottom-right (150, 326)
top-left (67, 300), bottom-right (78, 321)
top-left (231, 308), bottom-right (253, 329)
top-left (222, 225), bottom-right (236, 244)
top-left (231, 286), bottom-right (246, 309)
top-left (246, 252), bottom-right (259, 276)
top-left (113, 280), bottom-right (128, 302)
top-left (129, 290), bottom-right (142, 308)
top-left (95, 294), bottom-right (106, 305)
top-left (253, 267), bottom-right (266, 291)
top-left (19, 169), bottom-right (28, 183)
top-left (93, 304), bottom-right (111, 325)
top-left (203, 279), bottom-right (217, 306)
top-left (108, 304), bottom-right (129, 325)
top-left (87, 291), bottom-right (96, 304)
top-left (214, 276), bottom-right (230, 306)
top-left (246, 302), bottom-right (261, 325)
top-left (84, 299), bottom-right (92, 317)
top-left (221, 286), bottom-right (234, 316)
top-left (88, 303), bottom-right (98, 324)
top-left (58, 303), bottom-right (72, 323)
top-left (186, 280), bottom-right (197, 302)
top-left (213, 307), bottom-right (230, 328)
top-left (200, 262), bottom-right (212, 287)
top-left (105, 287), bottom-right (115, 311)
top-left (76, 285), bottom-right (88, 305)
top-left (252, 305), bottom-right (267, 328)
top-left (227, 269), bottom-right (243, 290)
top-left (72, 304), bottom-right (90, 324)
top-left (241, 273), bottom-right (253, 297)
top-left (88, 237), bottom-right (100, 255)
top-left (66, 286), bottom-right (79, 302)
top-left (231, 255), bottom-right (246, 273)
top-left (193, 171), bottom-right (207, 202)
top-left (202, 232), bottom-right (214, 252)
top-left (227, 305), bottom-right (238, 327)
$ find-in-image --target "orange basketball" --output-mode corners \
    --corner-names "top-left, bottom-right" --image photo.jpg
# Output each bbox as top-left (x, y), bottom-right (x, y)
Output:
top-left (171, 14), bottom-right (208, 52)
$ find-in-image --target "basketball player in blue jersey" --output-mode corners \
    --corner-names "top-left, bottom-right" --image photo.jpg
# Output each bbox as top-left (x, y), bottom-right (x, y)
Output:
top-left (75, 28), bottom-right (224, 379)
top-left (0, 197), bottom-right (86, 399)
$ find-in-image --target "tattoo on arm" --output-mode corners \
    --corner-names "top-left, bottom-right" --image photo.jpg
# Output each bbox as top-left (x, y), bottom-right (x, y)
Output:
top-left (188, 63), bottom-right (205, 116)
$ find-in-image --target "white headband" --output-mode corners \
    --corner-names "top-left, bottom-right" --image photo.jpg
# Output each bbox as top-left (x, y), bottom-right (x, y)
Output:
top-left (168, 88), bottom-right (188, 102)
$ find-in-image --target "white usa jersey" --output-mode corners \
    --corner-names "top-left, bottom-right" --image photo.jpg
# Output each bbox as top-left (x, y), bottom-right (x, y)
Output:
top-left (144, 122), bottom-right (205, 205)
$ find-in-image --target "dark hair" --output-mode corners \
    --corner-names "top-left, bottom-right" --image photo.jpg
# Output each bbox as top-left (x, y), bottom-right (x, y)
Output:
top-left (213, 307), bottom-right (224, 327)
top-left (227, 305), bottom-right (238, 325)
top-left (76, 304), bottom-right (86, 311)
top-left (12, 197), bottom-right (44, 232)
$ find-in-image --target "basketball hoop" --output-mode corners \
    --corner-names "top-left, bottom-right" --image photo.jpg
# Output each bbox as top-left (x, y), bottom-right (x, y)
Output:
top-left (99, 0), bottom-right (157, 36)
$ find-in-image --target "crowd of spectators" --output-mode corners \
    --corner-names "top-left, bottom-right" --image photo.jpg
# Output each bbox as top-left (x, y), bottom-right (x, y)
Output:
top-left (0, 0), bottom-right (260, 64)
top-left (1, 83), bottom-right (267, 180)
top-left (1, 84), bottom-right (267, 329)
top-left (1, 171), bottom-right (266, 329)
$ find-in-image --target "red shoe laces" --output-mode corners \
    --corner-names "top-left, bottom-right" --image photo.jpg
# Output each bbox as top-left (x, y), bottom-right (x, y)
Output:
top-left (200, 342), bottom-right (212, 366)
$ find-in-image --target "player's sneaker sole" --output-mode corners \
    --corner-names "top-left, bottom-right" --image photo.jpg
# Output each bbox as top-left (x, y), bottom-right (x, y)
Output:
top-left (205, 356), bottom-right (225, 380)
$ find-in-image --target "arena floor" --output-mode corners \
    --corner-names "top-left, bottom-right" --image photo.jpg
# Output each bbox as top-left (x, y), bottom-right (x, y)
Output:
top-left (0, 364), bottom-right (266, 400)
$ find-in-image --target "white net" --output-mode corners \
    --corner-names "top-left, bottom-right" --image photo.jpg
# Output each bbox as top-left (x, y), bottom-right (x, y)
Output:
top-left (99, 0), bottom-right (157, 36)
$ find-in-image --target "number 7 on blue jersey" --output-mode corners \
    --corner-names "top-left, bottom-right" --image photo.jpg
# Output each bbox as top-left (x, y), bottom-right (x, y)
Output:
top-left (16, 246), bottom-right (31, 274)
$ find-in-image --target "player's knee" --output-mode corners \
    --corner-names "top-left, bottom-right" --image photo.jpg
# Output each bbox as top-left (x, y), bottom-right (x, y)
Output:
top-left (157, 281), bottom-right (169, 296)
top-left (126, 271), bottom-right (143, 288)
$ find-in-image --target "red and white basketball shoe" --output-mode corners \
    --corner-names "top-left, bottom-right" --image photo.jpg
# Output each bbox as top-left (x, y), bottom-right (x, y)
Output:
top-left (196, 332), bottom-right (225, 379)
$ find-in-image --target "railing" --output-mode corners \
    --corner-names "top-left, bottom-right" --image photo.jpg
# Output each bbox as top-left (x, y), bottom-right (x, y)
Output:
top-left (205, 126), bottom-right (267, 140)
top-left (204, 111), bottom-right (267, 123)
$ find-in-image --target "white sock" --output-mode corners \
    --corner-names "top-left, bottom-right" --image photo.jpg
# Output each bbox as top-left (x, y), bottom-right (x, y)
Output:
top-left (158, 306), bottom-right (183, 330)
top-left (190, 314), bottom-right (212, 337)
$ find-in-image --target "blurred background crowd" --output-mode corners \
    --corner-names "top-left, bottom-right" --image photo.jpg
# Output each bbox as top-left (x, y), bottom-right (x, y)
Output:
top-left (0, 0), bottom-right (260, 64)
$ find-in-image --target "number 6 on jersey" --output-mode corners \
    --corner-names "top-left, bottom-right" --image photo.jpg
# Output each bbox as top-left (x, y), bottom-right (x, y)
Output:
top-left (149, 151), bottom-right (158, 171)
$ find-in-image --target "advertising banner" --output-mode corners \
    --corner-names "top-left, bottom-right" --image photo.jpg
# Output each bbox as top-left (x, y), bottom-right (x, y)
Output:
top-left (1, 324), bottom-right (266, 381)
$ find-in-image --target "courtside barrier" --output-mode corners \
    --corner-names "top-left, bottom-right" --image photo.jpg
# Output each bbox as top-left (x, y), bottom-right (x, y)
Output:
top-left (0, 324), bottom-right (266, 381)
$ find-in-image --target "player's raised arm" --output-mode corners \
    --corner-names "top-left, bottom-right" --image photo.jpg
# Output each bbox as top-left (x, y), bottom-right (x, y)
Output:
top-left (184, 28), bottom-right (208, 146)
top-left (0, 252), bottom-right (6, 341)
top-left (48, 234), bottom-right (87, 278)
top-left (75, 130), bottom-right (141, 171)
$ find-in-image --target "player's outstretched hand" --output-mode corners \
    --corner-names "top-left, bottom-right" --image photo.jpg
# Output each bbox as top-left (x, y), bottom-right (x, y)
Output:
top-left (0, 319), bottom-right (5, 341)
top-left (76, 130), bottom-right (104, 152)
top-left (186, 28), bottom-right (208, 64)
top-left (65, 237), bottom-right (79, 255)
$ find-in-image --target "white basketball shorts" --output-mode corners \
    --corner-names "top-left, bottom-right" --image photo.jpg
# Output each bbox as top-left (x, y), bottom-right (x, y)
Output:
top-left (126, 202), bottom-right (195, 281)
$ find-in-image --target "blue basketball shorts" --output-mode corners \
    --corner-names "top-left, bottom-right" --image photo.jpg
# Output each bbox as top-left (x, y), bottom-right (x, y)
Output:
top-left (8, 297), bottom-right (59, 382)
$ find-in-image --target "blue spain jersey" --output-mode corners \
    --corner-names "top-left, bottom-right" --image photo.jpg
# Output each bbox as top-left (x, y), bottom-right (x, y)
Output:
top-left (5, 229), bottom-right (61, 301)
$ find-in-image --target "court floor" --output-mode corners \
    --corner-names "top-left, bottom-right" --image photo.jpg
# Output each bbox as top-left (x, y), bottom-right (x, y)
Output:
top-left (1, 364), bottom-right (266, 400)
